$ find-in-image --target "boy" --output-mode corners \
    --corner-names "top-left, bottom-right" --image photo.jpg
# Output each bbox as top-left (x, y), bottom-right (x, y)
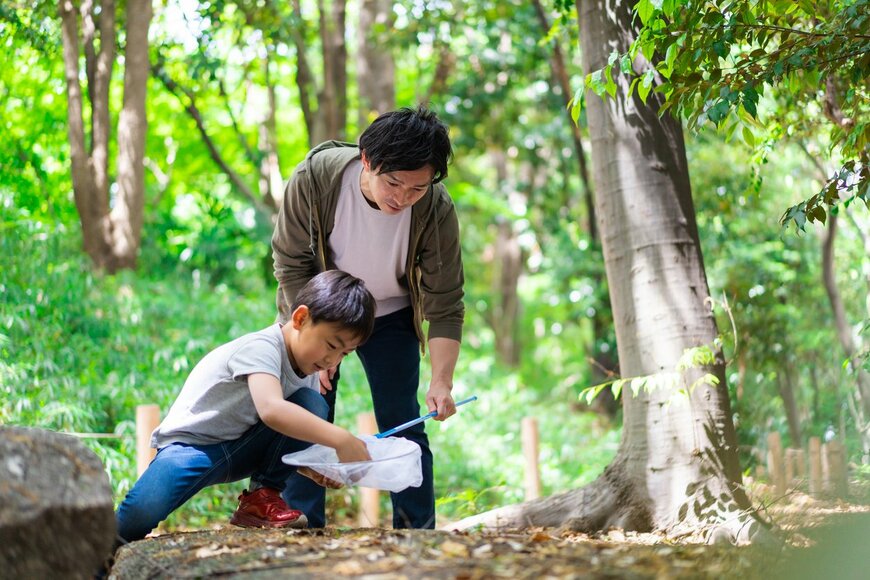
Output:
top-left (272, 106), bottom-right (465, 529)
top-left (114, 270), bottom-right (376, 543)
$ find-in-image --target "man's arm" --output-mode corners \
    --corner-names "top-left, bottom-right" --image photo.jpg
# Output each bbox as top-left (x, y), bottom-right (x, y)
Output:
top-left (247, 373), bottom-right (370, 462)
top-left (425, 337), bottom-right (460, 420)
top-left (272, 168), bottom-right (319, 322)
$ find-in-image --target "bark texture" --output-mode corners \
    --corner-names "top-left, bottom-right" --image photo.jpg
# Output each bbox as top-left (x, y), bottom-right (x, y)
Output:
top-left (59, 0), bottom-right (152, 272)
top-left (450, 0), bottom-right (758, 542)
top-left (357, 0), bottom-right (396, 128)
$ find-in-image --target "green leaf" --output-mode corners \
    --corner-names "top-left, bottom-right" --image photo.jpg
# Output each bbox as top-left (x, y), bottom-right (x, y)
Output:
top-left (638, 69), bottom-right (655, 103)
top-left (636, 0), bottom-right (655, 25)
top-left (742, 126), bottom-right (755, 147)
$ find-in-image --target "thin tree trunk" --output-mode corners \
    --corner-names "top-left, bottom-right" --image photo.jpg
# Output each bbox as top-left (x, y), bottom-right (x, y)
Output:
top-left (777, 365), bottom-right (803, 446)
top-left (317, 0), bottom-right (347, 142)
top-left (357, 0), bottom-right (395, 128)
top-left (112, 0), bottom-right (151, 269)
top-left (821, 214), bottom-right (870, 460)
top-left (151, 62), bottom-right (262, 211)
top-left (259, 56), bottom-right (282, 212)
top-left (532, 0), bottom-right (595, 238)
top-left (290, 0), bottom-right (319, 146)
top-left (451, 0), bottom-right (758, 542)
top-left (487, 149), bottom-right (524, 367)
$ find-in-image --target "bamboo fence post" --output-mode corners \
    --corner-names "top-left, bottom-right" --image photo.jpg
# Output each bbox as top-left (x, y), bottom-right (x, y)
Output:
top-left (357, 412), bottom-right (380, 527)
top-left (808, 437), bottom-right (823, 495)
top-left (766, 432), bottom-right (786, 495)
top-left (136, 404), bottom-right (160, 476)
top-left (521, 417), bottom-right (541, 500)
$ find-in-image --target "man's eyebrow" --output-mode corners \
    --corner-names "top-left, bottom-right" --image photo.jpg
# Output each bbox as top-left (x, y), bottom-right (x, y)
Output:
top-left (388, 175), bottom-right (431, 188)
top-left (333, 335), bottom-right (347, 348)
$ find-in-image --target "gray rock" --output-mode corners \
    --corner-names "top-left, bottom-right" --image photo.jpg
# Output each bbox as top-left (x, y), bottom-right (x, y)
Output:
top-left (0, 426), bottom-right (116, 579)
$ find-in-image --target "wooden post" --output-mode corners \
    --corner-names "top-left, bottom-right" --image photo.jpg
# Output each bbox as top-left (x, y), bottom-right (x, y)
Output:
top-left (784, 448), bottom-right (795, 487)
top-left (521, 417), bottom-right (541, 500)
top-left (824, 440), bottom-right (848, 497)
top-left (357, 412), bottom-right (380, 527)
top-left (808, 437), bottom-right (823, 495)
top-left (136, 404), bottom-right (160, 476)
top-left (766, 432), bottom-right (786, 495)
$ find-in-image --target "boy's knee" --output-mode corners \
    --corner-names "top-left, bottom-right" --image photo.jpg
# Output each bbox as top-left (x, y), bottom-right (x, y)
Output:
top-left (291, 388), bottom-right (329, 419)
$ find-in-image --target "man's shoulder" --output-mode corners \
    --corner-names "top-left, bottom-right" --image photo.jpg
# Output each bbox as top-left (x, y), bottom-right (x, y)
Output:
top-left (305, 142), bottom-right (360, 172)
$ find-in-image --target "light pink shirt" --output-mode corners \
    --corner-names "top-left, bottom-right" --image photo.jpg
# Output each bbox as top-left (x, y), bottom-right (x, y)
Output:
top-left (330, 160), bottom-right (412, 317)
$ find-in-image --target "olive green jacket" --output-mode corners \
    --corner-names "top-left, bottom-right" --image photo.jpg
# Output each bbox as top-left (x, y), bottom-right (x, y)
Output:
top-left (271, 141), bottom-right (465, 351)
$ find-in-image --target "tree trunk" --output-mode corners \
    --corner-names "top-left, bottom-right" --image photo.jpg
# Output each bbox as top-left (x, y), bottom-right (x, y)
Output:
top-left (821, 214), bottom-right (870, 461)
top-left (112, 0), bottom-right (151, 269)
top-left (59, 0), bottom-right (152, 272)
top-left (357, 0), bottom-right (395, 128)
top-left (450, 0), bottom-right (758, 542)
top-left (317, 0), bottom-right (347, 142)
top-left (259, 56), bottom-right (282, 212)
top-left (777, 364), bottom-right (803, 446)
top-left (532, 0), bottom-right (595, 238)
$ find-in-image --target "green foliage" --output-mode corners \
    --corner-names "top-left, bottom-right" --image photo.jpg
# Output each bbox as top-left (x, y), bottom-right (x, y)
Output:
top-left (578, 0), bottom-right (870, 227)
top-left (578, 344), bottom-right (721, 406)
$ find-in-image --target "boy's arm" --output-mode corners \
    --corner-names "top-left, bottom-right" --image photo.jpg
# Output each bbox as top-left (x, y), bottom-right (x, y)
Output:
top-left (248, 373), bottom-right (370, 463)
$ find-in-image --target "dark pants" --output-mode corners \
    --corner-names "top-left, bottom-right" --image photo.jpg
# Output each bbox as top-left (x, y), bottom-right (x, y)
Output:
top-left (282, 306), bottom-right (435, 529)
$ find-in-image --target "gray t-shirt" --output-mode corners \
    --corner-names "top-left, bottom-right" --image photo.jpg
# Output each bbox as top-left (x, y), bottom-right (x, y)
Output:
top-left (151, 323), bottom-right (317, 449)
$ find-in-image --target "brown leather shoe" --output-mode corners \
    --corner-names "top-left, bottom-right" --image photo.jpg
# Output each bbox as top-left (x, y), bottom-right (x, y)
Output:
top-left (229, 488), bottom-right (308, 529)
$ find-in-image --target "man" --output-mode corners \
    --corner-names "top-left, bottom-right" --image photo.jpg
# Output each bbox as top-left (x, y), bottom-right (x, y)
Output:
top-left (271, 106), bottom-right (465, 529)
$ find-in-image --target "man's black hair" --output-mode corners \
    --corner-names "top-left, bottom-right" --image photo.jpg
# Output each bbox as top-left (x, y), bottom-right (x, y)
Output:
top-left (293, 270), bottom-right (376, 343)
top-left (358, 106), bottom-right (452, 184)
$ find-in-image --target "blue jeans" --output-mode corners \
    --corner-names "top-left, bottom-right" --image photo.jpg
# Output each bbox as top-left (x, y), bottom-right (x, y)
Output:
top-left (283, 307), bottom-right (435, 529)
top-left (115, 387), bottom-right (328, 543)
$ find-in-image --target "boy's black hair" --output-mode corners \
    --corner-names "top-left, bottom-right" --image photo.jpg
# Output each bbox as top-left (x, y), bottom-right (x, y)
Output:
top-left (293, 270), bottom-right (376, 343)
top-left (358, 106), bottom-right (452, 184)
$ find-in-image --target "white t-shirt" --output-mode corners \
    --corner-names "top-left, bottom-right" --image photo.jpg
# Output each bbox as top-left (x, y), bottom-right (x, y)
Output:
top-left (151, 324), bottom-right (317, 448)
top-left (329, 160), bottom-right (411, 317)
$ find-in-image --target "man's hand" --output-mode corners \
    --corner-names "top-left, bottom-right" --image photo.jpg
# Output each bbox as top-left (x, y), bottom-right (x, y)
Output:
top-left (318, 368), bottom-right (336, 395)
top-left (297, 467), bottom-right (344, 489)
top-left (426, 381), bottom-right (456, 421)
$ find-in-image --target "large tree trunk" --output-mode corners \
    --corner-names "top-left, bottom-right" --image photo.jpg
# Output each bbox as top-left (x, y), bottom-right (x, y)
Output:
top-left (450, 0), bottom-right (757, 542)
top-left (357, 0), bottom-right (395, 128)
top-left (59, 0), bottom-right (152, 272)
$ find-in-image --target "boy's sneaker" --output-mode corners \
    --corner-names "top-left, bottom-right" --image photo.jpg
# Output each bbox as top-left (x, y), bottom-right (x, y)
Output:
top-left (229, 488), bottom-right (308, 529)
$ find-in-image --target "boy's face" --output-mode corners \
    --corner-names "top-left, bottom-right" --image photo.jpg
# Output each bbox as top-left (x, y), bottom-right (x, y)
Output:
top-left (289, 308), bottom-right (363, 376)
top-left (360, 154), bottom-right (434, 215)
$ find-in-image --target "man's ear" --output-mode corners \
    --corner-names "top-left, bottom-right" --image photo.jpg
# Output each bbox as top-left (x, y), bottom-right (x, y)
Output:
top-left (290, 305), bottom-right (310, 330)
top-left (360, 151), bottom-right (370, 171)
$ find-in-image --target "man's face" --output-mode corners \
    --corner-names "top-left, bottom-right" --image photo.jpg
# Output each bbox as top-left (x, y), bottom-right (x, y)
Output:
top-left (361, 156), bottom-right (435, 215)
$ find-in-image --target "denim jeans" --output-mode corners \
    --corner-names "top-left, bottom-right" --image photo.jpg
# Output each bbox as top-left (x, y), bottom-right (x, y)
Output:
top-left (115, 387), bottom-right (328, 543)
top-left (282, 306), bottom-right (435, 529)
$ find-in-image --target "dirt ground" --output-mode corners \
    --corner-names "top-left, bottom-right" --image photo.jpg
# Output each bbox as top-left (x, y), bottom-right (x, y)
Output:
top-left (109, 486), bottom-right (870, 579)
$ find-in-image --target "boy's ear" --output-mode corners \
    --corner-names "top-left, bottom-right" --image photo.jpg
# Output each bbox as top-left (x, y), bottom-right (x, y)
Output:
top-left (290, 305), bottom-right (310, 330)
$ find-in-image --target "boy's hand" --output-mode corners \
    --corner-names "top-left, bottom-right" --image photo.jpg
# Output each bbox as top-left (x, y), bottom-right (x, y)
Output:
top-left (297, 467), bottom-right (344, 489)
top-left (335, 434), bottom-right (371, 463)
